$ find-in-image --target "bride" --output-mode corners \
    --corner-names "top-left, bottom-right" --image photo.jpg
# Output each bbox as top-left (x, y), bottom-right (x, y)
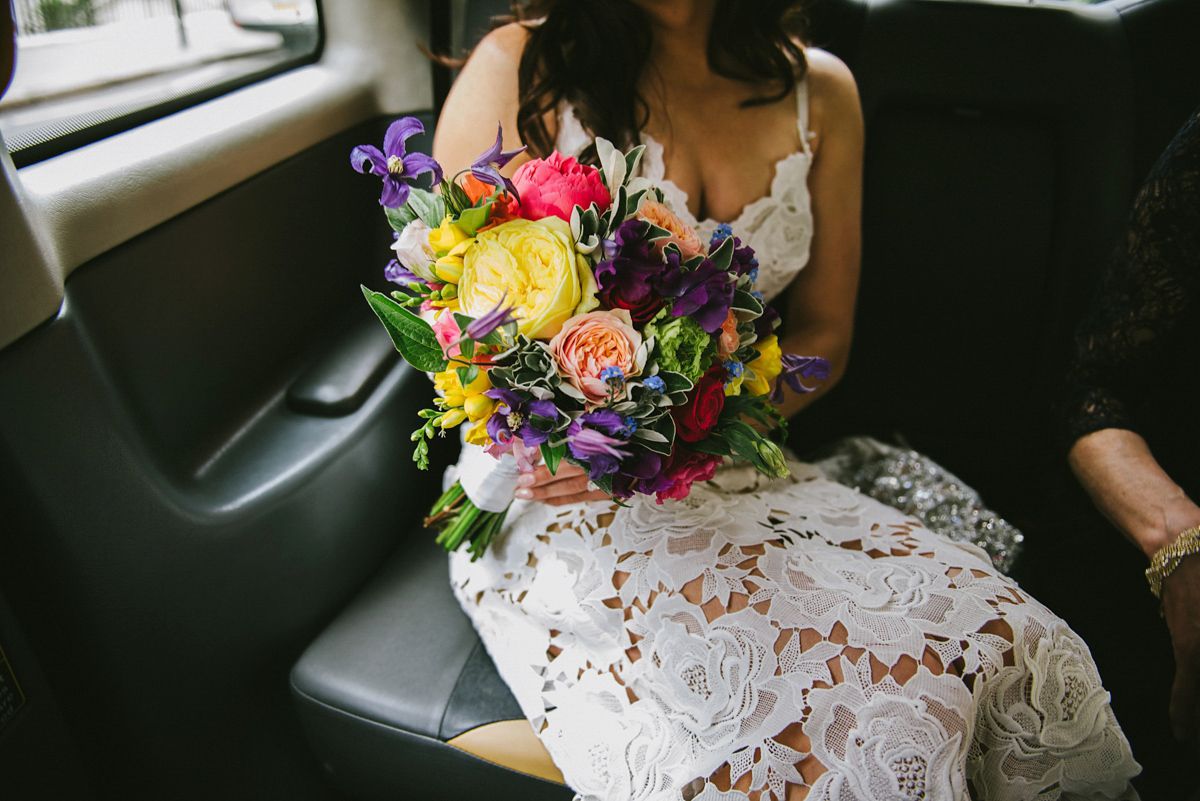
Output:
top-left (432, 1), bottom-right (1140, 798)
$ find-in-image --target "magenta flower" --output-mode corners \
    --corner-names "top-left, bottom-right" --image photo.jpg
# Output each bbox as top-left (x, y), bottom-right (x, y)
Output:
top-left (351, 117), bottom-right (443, 208)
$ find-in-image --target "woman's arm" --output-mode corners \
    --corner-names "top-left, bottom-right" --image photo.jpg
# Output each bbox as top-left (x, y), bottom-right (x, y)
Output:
top-left (1070, 428), bottom-right (1200, 743)
top-left (776, 50), bottom-right (863, 420)
top-left (432, 23), bottom-right (536, 179)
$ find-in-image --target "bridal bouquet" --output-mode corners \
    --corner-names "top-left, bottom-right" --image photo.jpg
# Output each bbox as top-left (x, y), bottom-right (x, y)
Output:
top-left (352, 117), bottom-right (829, 559)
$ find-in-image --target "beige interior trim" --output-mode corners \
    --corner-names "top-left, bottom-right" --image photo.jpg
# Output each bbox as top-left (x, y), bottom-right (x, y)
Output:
top-left (447, 719), bottom-right (567, 785)
top-left (0, 0), bottom-right (433, 351)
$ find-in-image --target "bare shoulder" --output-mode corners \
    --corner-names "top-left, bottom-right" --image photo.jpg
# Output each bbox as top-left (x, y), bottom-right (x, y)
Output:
top-left (434, 22), bottom-right (533, 175)
top-left (802, 48), bottom-right (863, 156)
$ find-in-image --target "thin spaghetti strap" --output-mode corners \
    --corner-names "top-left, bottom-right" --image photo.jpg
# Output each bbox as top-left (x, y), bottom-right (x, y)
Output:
top-left (796, 76), bottom-right (814, 157)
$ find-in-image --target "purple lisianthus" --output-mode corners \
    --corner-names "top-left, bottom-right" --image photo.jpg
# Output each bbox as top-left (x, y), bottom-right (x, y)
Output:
top-left (595, 220), bottom-right (669, 325)
top-left (610, 450), bottom-right (670, 500)
top-left (486, 388), bottom-right (558, 447)
top-left (660, 255), bottom-right (735, 334)
top-left (469, 124), bottom-right (526, 200)
top-left (567, 410), bottom-right (631, 479)
top-left (753, 304), bottom-right (781, 341)
top-left (769, 354), bottom-right (832, 404)
top-left (351, 117), bottom-right (443, 208)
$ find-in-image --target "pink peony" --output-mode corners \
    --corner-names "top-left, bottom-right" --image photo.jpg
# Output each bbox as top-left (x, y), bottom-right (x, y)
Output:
top-left (513, 152), bottom-right (612, 222)
top-left (549, 309), bottom-right (644, 405)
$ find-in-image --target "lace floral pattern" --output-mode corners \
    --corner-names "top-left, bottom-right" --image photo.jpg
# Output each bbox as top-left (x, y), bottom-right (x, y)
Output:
top-left (450, 460), bottom-right (1139, 800)
top-left (448, 79), bottom-right (1140, 800)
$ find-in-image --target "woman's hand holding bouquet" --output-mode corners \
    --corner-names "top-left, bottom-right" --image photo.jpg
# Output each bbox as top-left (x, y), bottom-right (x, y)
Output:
top-left (352, 118), bottom-right (830, 559)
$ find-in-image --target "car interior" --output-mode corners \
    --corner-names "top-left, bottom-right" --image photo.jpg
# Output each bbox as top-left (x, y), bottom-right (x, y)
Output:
top-left (1, 0), bottom-right (1199, 798)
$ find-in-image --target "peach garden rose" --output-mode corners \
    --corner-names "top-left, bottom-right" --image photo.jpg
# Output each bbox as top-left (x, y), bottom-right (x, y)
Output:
top-left (637, 198), bottom-right (702, 259)
top-left (549, 309), bottom-right (646, 405)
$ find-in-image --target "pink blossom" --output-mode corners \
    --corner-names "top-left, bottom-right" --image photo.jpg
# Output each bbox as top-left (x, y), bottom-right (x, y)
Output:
top-left (513, 152), bottom-right (611, 222)
top-left (431, 309), bottom-right (462, 360)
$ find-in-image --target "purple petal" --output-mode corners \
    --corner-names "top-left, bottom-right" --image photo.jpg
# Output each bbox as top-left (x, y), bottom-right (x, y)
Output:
top-left (384, 259), bottom-right (418, 285)
top-left (486, 412), bottom-right (513, 445)
top-left (472, 124), bottom-right (527, 171)
top-left (402, 151), bottom-right (444, 186)
top-left (770, 355), bottom-right (831, 403)
top-left (485, 387), bottom-right (523, 411)
top-left (380, 176), bottom-right (411, 208)
top-left (383, 117), bottom-right (424, 159)
top-left (350, 144), bottom-right (386, 176)
top-left (465, 299), bottom-right (519, 340)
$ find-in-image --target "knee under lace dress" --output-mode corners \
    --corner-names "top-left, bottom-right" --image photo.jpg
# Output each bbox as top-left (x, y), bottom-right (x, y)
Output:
top-left (447, 79), bottom-right (1141, 800)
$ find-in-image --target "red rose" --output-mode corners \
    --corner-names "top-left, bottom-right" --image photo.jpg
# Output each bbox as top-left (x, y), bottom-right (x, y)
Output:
top-left (599, 284), bottom-right (665, 326)
top-left (655, 447), bottom-right (722, 504)
top-left (673, 367), bottom-right (727, 442)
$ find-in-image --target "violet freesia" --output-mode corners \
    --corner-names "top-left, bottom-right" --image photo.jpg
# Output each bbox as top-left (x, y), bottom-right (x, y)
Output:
top-left (566, 410), bottom-right (631, 478)
top-left (769, 354), bottom-right (832, 404)
top-left (595, 220), bottom-right (670, 325)
top-left (351, 117), bottom-right (443, 208)
top-left (486, 388), bottom-right (558, 448)
top-left (660, 255), bottom-right (735, 334)
top-left (469, 124), bottom-right (526, 200)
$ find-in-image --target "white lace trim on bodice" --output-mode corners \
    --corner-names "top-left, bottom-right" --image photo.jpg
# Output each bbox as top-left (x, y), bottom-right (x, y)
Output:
top-left (555, 81), bottom-right (815, 305)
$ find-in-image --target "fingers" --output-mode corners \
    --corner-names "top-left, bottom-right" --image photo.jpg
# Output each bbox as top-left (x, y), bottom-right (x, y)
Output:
top-left (514, 463), bottom-right (610, 505)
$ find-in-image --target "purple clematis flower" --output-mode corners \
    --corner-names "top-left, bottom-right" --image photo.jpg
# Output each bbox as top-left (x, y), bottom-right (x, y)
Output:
top-left (464, 295), bottom-right (519, 340)
top-left (469, 124), bottom-right (526, 200)
top-left (567, 410), bottom-right (632, 479)
top-left (660, 255), bottom-right (735, 334)
top-left (351, 117), bottom-right (443, 208)
top-left (769, 354), bottom-right (832, 404)
top-left (486, 388), bottom-right (557, 448)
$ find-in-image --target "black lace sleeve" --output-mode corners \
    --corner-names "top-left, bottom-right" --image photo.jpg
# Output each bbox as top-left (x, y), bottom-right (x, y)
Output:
top-left (1062, 105), bottom-right (1200, 447)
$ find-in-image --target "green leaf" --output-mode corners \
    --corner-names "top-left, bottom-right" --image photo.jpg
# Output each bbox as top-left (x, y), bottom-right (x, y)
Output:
top-left (362, 286), bottom-right (448, 373)
top-left (542, 440), bottom-right (566, 475)
top-left (407, 188), bottom-right (446, 229)
top-left (732, 289), bottom-right (764, 318)
top-left (384, 204), bottom-right (418, 234)
top-left (456, 364), bottom-right (479, 387)
top-left (709, 235), bottom-right (733, 273)
top-left (456, 201), bottom-right (495, 237)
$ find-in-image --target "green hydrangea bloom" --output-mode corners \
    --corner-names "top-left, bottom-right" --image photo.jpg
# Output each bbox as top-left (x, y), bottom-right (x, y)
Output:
top-left (644, 311), bottom-right (716, 384)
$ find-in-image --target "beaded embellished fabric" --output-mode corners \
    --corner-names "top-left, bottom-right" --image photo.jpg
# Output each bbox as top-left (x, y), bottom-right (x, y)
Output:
top-left (447, 79), bottom-right (1140, 800)
top-left (1062, 106), bottom-right (1200, 485)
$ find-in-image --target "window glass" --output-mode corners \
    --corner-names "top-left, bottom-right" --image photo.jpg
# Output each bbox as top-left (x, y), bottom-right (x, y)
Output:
top-left (1, 0), bottom-right (320, 166)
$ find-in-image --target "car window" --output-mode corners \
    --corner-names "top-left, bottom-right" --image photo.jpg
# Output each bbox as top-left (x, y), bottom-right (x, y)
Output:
top-left (1, 0), bottom-right (320, 166)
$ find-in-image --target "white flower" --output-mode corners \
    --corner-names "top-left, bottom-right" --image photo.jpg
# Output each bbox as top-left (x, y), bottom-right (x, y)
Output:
top-left (391, 219), bottom-right (439, 282)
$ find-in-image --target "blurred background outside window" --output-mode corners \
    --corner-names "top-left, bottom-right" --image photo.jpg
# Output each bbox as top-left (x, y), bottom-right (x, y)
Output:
top-left (1, 0), bottom-right (320, 165)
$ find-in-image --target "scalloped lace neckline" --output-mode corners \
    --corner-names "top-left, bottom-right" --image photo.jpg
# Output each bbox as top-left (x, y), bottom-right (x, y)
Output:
top-left (637, 133), bottom-right (811, 229)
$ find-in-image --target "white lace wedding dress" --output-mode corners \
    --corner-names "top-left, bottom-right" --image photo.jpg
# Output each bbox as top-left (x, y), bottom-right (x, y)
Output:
top-left (448, 79), bottom-right (1141, 800)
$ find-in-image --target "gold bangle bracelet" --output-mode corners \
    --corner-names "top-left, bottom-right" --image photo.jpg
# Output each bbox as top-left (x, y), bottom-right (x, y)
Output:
top-left (1146, 525), bottom-right (1200, 599)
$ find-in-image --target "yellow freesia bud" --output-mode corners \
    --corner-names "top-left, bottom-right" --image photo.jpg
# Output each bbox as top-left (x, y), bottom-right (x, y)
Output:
top-left (742, 335), bottom-right (782, 397)
top-left (464, 420), bottom-right (493, 447)
top-left (434, 255), bottom-right (464, 284)
top-left (429, 218), bottom-right (471, 256)
top-left (443, 392), bottom-right (466, 408)
top-left (439, 408), bottom-right (468, 429)
top-left (462, 368), bottom-right (492, 397)
top-left (724, 372), bottom-right (745, 397)
top-left (464, 394), bottom-right (495, 422)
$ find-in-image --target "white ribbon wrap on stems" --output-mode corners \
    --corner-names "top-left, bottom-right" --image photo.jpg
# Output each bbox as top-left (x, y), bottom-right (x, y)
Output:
top-left (447, 442), bottom-right (521, 513)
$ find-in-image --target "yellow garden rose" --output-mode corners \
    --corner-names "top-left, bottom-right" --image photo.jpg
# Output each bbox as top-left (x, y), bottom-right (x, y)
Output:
top-left (742, 335), bottom-right (782, 397)
top-left (458, 217), bottom-right (598, 339)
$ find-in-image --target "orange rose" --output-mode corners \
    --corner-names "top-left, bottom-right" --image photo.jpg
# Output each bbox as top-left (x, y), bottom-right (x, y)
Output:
top-left (637, 198), bottom-right (702, 259)
top-left (717, 309), bottom-right (740, 358)
top-left (549, 309), bottom-right (645, 404)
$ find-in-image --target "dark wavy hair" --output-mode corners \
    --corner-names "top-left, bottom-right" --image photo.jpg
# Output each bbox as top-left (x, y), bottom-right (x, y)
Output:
top-left (500, 1), bottom-right (809, 160)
